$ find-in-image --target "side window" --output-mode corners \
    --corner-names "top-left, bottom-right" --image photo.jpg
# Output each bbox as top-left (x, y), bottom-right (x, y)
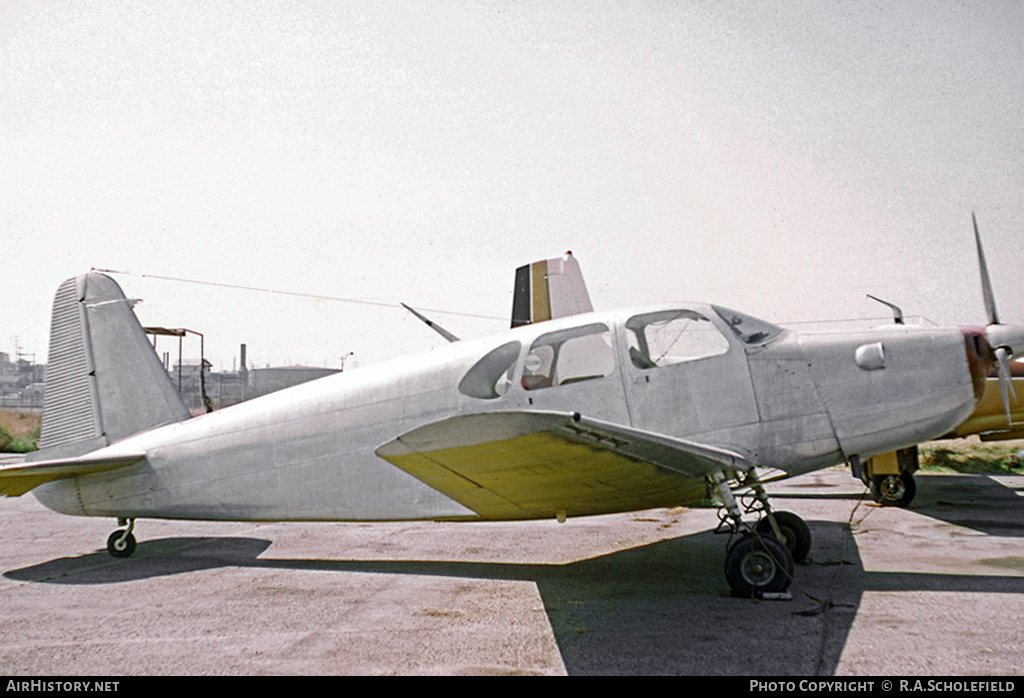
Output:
top-left (458, 341), bottom-right (521, 399)
top-left (625, 310), bottom-right (729, 369)
top-left (522, 323), bottom-right (614, 390)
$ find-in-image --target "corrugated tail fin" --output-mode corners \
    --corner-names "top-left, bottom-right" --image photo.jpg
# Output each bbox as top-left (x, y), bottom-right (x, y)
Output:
top-left (27, 273), bottom-right (191, 461)
top-left (511, 252), bottom-right (593, 328)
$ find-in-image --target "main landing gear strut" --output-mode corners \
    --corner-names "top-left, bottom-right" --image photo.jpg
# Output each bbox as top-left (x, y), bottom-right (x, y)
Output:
top-left (708, 470), bottom-right (811, 598)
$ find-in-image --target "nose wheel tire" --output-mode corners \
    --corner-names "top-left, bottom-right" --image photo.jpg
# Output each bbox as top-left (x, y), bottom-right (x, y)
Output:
top-left (725, 533), bottom-right (794, 597)
top-left (107, 530), bottom-right (137, 558)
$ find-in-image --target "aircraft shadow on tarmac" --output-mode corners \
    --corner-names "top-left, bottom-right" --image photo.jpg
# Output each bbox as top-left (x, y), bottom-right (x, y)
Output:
top-left (773, 472), bottom-right (1024, 539)
top-left (6, 474), bottom-right (1023, 676)
top-left (5, 523), bottom-right (862, 674)
top-left (907, 473), bottom-right (1024, 539)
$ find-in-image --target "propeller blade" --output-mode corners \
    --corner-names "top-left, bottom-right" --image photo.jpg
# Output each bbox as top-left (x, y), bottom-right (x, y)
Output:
top-left (972, 214), bottom-right (1024, 424)
top-left (974, 212), bottom-right (1001, 325)
top-left (994, 347), bottom-right (1018, 424)
top-left (994, 348), bottom-right (1017, 398)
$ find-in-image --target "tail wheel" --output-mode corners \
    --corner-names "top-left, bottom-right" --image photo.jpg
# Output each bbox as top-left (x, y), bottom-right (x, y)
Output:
top-left (107, 530), bottom-right (137, 558)
top-left (725, 533), bottom-right (793, 597)
top-left (755, 510), bottom-right (812, 563)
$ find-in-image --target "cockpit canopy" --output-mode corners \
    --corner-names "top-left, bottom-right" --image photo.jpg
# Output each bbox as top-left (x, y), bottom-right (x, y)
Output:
top-left (457, 305), bottom-right (784, 400)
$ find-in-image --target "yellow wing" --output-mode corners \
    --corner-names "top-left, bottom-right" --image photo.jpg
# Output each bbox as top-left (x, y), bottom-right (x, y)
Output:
top-left (955, 376), bottom-right (1024, 441)
top-left (375, 411), bottom-right (750, 521)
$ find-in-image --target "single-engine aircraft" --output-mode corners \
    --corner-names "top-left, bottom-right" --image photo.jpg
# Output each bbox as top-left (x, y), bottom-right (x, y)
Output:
top-left (2, 217), bottom-right (1021, 597)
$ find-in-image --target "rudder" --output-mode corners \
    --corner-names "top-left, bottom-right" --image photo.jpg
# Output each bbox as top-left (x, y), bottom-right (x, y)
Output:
top-left (510, 251), bottom-right (593, 328)
top-left (29, 273), bottom-right (191, 461)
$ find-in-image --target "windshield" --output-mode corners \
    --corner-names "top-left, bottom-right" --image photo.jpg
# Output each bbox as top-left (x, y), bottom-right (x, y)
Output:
top-left (712, 305), bottom-right (785, 345)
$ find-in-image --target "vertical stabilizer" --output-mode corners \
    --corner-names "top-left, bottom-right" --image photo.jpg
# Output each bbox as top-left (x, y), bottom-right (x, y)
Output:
top-left (511, 252), bottom-right (593, 328)
top-left (30, 273), bottom-right (191, 461)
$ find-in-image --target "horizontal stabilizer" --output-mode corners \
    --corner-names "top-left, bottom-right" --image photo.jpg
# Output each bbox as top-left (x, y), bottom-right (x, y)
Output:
top-left (0, 453), bottom-right (145, 497)
top-left (375, 411), bottom-right (750, 520)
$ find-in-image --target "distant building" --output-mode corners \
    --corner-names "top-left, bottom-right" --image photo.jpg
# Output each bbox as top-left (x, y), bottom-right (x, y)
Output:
top-left (248, 366), bottom-right (340, 397)
top-left (19, 383), bottom-right (46, 409)
top-left (0, 352), bottom-right (46, 409)
top-left (1, 343), bottom-right (339, 413)
top-left (170, 362), bottom-right (340, 413)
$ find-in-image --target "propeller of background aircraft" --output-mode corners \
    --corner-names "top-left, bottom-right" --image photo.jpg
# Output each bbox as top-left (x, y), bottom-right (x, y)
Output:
top-left (974, 213), bottom-right (1024, 424)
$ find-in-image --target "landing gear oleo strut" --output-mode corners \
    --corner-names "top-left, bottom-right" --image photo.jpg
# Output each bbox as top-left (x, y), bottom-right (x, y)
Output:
top-left (708, 470), bottom-right (810, 597)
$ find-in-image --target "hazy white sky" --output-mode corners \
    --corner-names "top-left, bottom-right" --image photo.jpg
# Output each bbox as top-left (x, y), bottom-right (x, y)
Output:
top-left (3, 1), bottom-right (1022, 370)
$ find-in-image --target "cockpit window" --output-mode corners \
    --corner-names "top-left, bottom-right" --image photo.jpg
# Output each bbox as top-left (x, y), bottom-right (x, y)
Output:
top-left (625, 309), bottom-right (729, 368)
top-left (458, 341), bottom-right (521, 399)
top-left (522, 323), bottom-right (614, 390)
top-left (712, 305), bottom-right (785, 345)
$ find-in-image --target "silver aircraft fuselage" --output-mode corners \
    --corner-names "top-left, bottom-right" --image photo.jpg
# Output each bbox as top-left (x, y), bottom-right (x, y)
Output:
top-left (32, 302), bottom-right (983, 523)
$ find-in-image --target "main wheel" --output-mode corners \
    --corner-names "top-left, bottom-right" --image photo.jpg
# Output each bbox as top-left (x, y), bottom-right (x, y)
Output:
top-left (869, 471), bottom-right (916, 507)
top-left (755, 511), bottom-right (812, 563)
top-left (725, 533), bottom-right (794, 597)
top-left (107, 530), bottom-right (137, 558)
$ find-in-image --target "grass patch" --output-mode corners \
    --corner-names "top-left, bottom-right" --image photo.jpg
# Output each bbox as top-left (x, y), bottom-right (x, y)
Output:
top-left (0, 409), bottom-right (41, 453)
top-left (920, 438), bottom-right (1024, 475)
